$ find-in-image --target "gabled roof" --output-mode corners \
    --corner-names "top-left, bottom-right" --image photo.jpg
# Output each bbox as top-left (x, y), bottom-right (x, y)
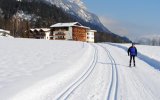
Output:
top-left (77, 25), bottom-right (90, 29)
top-left (40, 28), bottom-right (50, 32)
top-left (50, 22), bottom-right (83, 28)
top-left (30, 28), bottom-right (50, 32)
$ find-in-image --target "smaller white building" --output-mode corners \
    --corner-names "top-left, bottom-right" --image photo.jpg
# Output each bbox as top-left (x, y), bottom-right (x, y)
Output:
top-left (86, 30), bottom-right (97, 43)
top-left (0, 29), bottom-right (12, 38)
top-left (29, 28), bottom-right (50, 39)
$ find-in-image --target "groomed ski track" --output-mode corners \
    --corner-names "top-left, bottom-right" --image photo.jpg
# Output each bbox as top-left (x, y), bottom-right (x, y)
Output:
top-left (58, 43), bottom-right (160, 100)
top-left (57, 44), bottom-right (119, 100)
top-left (56, 44), bottom-right (98, 100)
top-left (99, 44), bottom-right (118, 100)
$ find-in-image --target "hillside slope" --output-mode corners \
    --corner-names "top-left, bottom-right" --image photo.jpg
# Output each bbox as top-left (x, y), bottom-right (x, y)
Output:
top-left (0, 0), bottom-right (131, 43)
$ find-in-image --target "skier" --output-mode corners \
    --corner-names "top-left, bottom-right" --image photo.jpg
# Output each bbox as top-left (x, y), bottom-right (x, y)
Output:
top-left (128, 43), bottom-right (137, 67)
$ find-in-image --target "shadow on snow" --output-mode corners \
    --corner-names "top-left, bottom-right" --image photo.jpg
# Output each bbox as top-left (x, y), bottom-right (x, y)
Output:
top-left (105, 43), bottom-right (160, 71)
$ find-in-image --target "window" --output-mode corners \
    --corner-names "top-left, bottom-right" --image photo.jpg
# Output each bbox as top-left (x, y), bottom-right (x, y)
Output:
top-left (58, 36), bottom-right (65, 39)
top-left (50, 37), bottom-right (54, 40)
top-left (50, 33), bottom-right (53, 36)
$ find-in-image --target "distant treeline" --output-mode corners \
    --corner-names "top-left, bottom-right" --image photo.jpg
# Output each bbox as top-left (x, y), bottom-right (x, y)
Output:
top-left (95, 32), bottom-right (131, 43)
top-left (137, 36), bottom-right (160, 46)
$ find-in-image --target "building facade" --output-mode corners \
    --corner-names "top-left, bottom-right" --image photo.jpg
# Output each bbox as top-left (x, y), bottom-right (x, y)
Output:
top-left (29, 28), bottom-right (50, 39)
top-left (86, 30), bottom-right (97, 43)
top-left (27, 22), bottom-right (96, 42)
top-left (50, 22), bottom-right (96, 42)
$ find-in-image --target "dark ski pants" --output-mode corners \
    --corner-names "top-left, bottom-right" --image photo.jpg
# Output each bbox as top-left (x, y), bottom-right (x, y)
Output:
top-left (130, 55), bottom-right (135, 65)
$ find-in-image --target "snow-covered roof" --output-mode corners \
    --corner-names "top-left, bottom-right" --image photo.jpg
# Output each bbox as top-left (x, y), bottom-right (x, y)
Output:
top-left (30, 28), bottom-right (50, 32)
top-left (50, 22), bottom-right (90, 29)
top-left (0, 29), bottom-right (10, 34)
top-left (30, 29), bottom-right (35, 32)
top-left (35, 28), bottom-right (40, 31)
top-left (77, 25), bottom-right (90, 29)
top-left (50, 22), bottom-right (81, 27)
top-left (88, 30), bottom-right (97, 32)
top-left (40, 28), bottom-right (50, 32)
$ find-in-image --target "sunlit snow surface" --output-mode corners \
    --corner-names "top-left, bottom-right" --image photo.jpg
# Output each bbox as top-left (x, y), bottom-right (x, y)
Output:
top-left (0, 38), bottom-right (160, 100)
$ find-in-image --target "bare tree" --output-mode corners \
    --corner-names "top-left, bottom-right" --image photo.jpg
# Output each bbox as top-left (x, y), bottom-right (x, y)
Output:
top-left (158, 37), bottom-right (160, 46)
top-left (151, 38), bottom-right (157, 46)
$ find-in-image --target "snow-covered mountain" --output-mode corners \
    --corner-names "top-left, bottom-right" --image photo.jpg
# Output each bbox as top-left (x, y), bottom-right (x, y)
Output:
top-left (43, 0), bottom-right (110, 32)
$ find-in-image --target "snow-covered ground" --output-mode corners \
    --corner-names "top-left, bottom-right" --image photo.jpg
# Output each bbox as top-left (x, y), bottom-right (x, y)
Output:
top-left (0, 38), bottom-right (160, 100)
top-left (114, 43), bottom-right (160, 62)
top-left (110, 43), bottom-right (160, 70)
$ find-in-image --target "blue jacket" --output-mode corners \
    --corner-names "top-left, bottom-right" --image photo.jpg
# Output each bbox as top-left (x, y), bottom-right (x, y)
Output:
top-left (128, 46), bottom-right (137, 56)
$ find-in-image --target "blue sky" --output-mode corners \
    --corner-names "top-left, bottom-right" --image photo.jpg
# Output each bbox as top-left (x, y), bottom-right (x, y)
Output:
top-left (83, 0), bottom-right (160, 41)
